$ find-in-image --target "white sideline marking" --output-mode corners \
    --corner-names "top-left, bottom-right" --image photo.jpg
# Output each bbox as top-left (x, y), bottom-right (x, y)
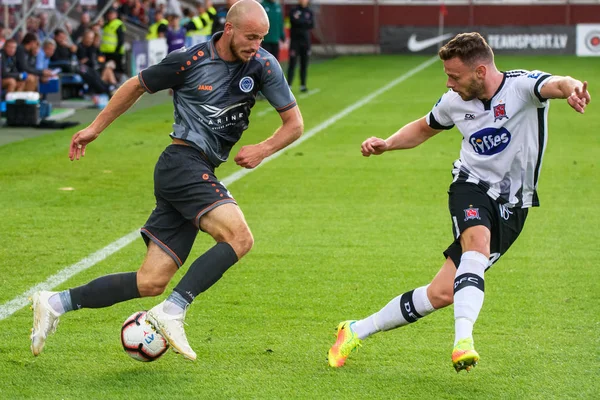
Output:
top-left (298, 88), bottom-right (321, 99)
top-left (0, 56), bottom-right (438, 321)
top-left (255, 88), bottom-right (321, 117)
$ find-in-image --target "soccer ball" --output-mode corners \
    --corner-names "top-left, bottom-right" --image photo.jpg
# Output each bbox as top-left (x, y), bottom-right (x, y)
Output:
top-left (121, 311), bottom-right (169, 362)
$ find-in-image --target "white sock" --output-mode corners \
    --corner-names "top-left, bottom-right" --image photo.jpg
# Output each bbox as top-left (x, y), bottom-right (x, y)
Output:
top-left (161, 292), bottom-right (189, 315)
top-left (48, 293), bottom-right (65, 315)
top-left (353, 285), bottom-right (436, 340)
top-left (453, 251), bottom-right (488, 345)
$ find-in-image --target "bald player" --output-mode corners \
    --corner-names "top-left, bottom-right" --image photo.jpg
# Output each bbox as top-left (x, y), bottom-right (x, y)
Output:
top-left (30, 0), bottom-right (303, 361)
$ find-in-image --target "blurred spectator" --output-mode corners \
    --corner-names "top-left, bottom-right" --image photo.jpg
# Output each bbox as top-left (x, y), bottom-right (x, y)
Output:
top-left (100, 8), bottom-right (126, 73)
top-left (165, 14), bottom-right (185, 54)
top-left (287, 0), bottom-right (314, 92)
top-left (2, 39), bottom-right (36, 92)
top-left (26, 16), bottom-right (40, 36)
top-left (212, 0), bottom-right (237, 36)
top-left (36, 38), bottom-right (57, 71)
top-left (51, 29), bottom-right (78, 72)
top-left (187, 1), bottom-right (215, 37)
top-left (49, 1), bottom-right (72, 34)
top-left (121, 0), bottom-right (144, 25)
top-left (261, 0), bottom-right (285, 60)
top-left (18, 33), bottom-right (54, 83)
top-left (77, 30), bottom-right (114, 95)
top-left (71, 12), bottom-right (91, 43)
top-left (181, 7), bottom-right (192, 27)
top-left (93, 31), bottom-right (102, 49)
top-left (38, 13), bottom-right (50, 41)
top-left (146, 10), bottom-right (168, 39)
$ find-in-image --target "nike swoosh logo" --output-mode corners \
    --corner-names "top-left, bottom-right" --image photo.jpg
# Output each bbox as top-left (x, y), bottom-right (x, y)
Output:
top-left (407, 33), bottom-right (454, 52)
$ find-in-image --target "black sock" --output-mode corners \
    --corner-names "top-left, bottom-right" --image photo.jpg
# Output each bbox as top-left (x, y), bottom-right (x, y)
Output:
top-left (174, 242), bottom-right (238, 303)
top-left (69, 272), bottom-right (140, 310)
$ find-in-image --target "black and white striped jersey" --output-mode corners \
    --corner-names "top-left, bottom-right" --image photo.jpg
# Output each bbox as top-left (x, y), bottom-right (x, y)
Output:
top-left (426, 70), bottom-right (553, 208)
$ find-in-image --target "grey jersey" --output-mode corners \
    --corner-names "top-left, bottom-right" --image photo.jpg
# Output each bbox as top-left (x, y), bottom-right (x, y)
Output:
top-left (138, 33), bottom-right (297, 167)
top-left (427, 70), bottom-right (552, 208)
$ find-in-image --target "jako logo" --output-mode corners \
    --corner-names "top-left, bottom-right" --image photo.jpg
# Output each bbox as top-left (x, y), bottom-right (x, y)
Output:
top-left (198, 84), bottom-right (213, 91)
top-left (469, 127), bottom-right (511, 155)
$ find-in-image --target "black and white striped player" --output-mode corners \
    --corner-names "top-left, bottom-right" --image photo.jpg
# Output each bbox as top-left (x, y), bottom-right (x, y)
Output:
top-left (328, 32), bottom-right (591, 372)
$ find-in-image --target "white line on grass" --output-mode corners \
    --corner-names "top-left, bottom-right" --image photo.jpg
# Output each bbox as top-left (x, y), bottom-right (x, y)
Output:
top-left (0, 56), bottom-right (438, 321)
top-left (298, 88), bottom-right (321, 99)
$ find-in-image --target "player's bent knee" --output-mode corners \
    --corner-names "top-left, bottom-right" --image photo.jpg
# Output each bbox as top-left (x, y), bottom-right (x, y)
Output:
top-left (136, 272), bottom-right (170, 297)
top-left (427, 286), bottom-right (454, 309)
top-left (229, 227), bottom-right (254, 258)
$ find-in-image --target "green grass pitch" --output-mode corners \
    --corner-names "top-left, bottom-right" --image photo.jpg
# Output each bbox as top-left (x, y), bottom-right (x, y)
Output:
top-left (0, 55), bottom-right (598, 399)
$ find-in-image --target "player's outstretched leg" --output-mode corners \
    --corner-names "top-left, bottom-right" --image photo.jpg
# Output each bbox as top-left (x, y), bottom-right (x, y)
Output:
top-left (328, 284), bottom-right (440, 367)
top-left (30, 271), bottom-right (141, 356)
top-left (30, 291), bottom-right (61, 356)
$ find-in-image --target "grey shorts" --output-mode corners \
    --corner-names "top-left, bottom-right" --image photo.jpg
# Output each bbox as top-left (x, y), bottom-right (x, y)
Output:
top-left (141, 144), bottom-right (236, 267)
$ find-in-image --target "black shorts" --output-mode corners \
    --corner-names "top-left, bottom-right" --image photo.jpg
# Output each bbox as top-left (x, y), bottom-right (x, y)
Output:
top-left (443, 182), bottom-right (528, 270)
top-left (141, 144), bottom-right (236, 267)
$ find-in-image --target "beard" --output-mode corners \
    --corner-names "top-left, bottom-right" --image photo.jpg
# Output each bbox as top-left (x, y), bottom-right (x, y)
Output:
top-left (230, 39), bottom-right (254, 63)
top-left (456, 78), bottom-right (485, 101)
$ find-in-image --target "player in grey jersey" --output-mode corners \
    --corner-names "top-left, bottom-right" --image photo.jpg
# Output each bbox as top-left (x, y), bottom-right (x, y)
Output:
top-left (328, 32), bottom-right (590, 372)
top-left (30, 0), bottom-right (304, 361)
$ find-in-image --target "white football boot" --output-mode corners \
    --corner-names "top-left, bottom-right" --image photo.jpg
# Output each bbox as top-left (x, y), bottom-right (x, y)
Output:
top-left (30, 291), bottom-right (61, 356)
top-left (146, 301), bottom-right (197, 361)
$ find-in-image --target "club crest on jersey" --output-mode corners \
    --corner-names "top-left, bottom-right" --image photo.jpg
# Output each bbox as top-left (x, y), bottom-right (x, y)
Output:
top-left (469, 127), bottom-right (512, 155)
top-left (239, 76), bottom-right (254, 93)
top-left (493, 103), bottom-right (509, 122)
top-left (464, 207), bottom-right (480, 221)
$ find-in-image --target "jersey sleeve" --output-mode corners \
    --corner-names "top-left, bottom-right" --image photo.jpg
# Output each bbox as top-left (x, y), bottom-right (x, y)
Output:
top-left (426, 91), bottom-right (455, 130)
top-left (514, 70), bottom-right (553, 105)
top-left (259, 56), bottom-right (297, 113)
top-left (137, 48), bottom-right (189, 93)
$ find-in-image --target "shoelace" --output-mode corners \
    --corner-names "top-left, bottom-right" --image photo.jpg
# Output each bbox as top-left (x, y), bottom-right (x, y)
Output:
top-left (340, 335), bottom-right (362, 356)
top-left (38, 308), bottom-right (58, 338)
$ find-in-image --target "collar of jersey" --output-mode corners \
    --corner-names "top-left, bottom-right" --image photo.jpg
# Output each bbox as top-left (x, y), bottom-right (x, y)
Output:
top-left (480, 72), bottom-right (507, 111)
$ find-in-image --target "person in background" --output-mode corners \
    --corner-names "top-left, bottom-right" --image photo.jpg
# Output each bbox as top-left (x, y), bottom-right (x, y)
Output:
top-left (260, 0), bottom-right (284, 60)
top-left (181, 7), bottom-right (193, 27)
top-left (100, 8), bottom-right (126, 74)
top-left (196, 1), bottom-right (216, 37)
top-left (2, 39), bottom-right (35, 92)
top-left (287, 0), bottom-right (314, 92)
top-left (211, 0), bottom-right (237, 36)
top-left (50, 29), bottom-right (78, 72)
top-left (37, 13), bottom-right (49, 41)
top-left (146, 10), bottom-right (168, 39)
top-left (36, 38), bottom-right (57, 72)
top-left (78, 29), bottom-right (115, 95)
top-left (18, 33), bottom-right (54, 84)
top-left (71, 12), bottom-right (91, 43)
top-left (165, 14), bottom-right (186, 54)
